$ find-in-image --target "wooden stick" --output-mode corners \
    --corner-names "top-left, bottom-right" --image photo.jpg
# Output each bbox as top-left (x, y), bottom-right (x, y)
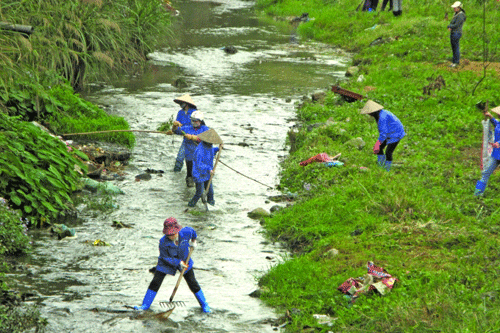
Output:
top-left (61, 129), bottom-right (173, 136)
top-left (203, 145), bottom-right (222, 211)
top-left (168, 246), bottom-right (194, 303)
top-left (331, 153), bottom-right (341, 160)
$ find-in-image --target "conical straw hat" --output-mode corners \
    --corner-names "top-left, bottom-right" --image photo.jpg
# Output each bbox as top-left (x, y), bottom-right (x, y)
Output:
top-left (360, 100), bottom-right (384, 114)
top-left (198, 128), bottom-right (223, 145)
top-left (174, 94), bottom-right (196, 108)
top-left (491, 105), bottom-right (500, 116)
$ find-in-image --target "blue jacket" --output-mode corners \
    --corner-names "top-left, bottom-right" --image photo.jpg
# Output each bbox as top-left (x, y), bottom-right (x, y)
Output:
top-left (175, 107), bottom-right (196, 126)
top-left (490, 117), bottom-right (500, 160)
top-left (156, 227), bottom-right (196, 276)
top-left (377, 109), bottom-right (406, 144)
top-left (193, 143), bottom-right (220, 183)
top-left (447, 11), bottom-right (466, 34)
top-left (174, 124), bottom-right (209, 161)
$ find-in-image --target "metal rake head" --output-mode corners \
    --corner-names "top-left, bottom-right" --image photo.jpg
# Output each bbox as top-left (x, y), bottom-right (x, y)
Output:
top-left (159, 301), bottom-right (185, 309)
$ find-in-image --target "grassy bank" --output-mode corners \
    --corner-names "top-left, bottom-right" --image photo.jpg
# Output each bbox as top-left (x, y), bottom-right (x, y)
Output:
top-left (1, 1), bottom-right (175, 330)
top-left (255, 0), bottom-right (500, 332)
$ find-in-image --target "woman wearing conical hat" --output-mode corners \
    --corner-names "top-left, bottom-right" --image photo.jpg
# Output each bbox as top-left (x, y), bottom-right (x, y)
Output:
top-left (188, 129), bottom-right (223, 207)
top-left (475, 106), bottom-right (500, 196)
top-left (360, 100), bottom-right (406, 171)
top-left (173, 94), bottom-right (198, 173)
top-left (172, 110), bottom-right (209, 187)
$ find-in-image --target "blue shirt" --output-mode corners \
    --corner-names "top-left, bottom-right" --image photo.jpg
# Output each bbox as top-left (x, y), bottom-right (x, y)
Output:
top-left (193, 142), bottom-right (220, 183)
top-left (174, 124), bottom-right (209, 161)
top-left (175, 107), bottom-right (196, 126)
top-left (377, 109), bottom-right (406, 144)
top-left (156, 227), bottom-right (197, 276)
top-left (490, 117), bottom-right (500, 160)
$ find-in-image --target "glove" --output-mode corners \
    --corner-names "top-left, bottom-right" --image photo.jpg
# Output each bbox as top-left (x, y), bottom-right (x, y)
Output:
top-left (179, 261), bottom-right (188, 270)
top-left (185, 134), bottom-right (199, 141)
top-left (373, 140), bottom-right (381, 154)
top-left (189, 239), bottom-right (197, 248)
top-left (172, 120), bottom-right (182, 130)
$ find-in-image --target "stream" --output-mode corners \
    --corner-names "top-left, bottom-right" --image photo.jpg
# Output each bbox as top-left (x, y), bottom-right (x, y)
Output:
top-left (12, 1), bottom-right (349, 332)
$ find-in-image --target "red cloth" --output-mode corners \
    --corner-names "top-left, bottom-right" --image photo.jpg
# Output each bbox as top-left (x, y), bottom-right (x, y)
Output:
top-left (299, 153), bottom-right (333, 166)
top-left (373, 140), bottom-right (381, 154)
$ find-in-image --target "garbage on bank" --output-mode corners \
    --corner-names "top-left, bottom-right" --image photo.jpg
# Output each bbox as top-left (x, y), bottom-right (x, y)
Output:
top-left (337, 261), bottom-right (397, 305)
top-left (50, 223), bottom-right (76, 240)
top-left (299, 153), bottom-right (343, 167)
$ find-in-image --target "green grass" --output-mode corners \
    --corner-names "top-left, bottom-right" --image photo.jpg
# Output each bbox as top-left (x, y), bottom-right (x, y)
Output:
top-left (256, 0), bottom-right (500, 331)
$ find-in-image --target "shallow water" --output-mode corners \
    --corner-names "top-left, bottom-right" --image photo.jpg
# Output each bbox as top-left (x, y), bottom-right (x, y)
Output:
top-left (11, 1), bottom-right (349, 332)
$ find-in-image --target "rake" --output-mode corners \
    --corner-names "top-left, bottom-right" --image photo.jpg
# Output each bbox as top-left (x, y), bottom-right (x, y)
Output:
top-left (159, 246), bottom-right (194, 310)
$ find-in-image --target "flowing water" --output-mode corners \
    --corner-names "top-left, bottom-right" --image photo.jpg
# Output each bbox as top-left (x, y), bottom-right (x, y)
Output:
top-left (12, 1), bottom-right (349, 332)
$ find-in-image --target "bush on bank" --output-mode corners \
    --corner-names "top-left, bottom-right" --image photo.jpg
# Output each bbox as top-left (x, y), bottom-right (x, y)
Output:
top-left (256, 0), bottom-right (500, 332)
top-left (0, 112), bottom-right (87, 227)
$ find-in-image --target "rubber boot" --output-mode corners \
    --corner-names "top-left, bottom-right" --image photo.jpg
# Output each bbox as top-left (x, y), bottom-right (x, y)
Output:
top-left (384, 161), bottom-right (392, 172)
top-left (377, 155), bottom-right (386, 167)
top-left (134, 289), bottom-right (157, 310)
top-left (186, 177), bottom-right (195, 188)
top-left (474, 180), bottom-right (487, 196)
top-left (194, 289), bottom-right (211, 313)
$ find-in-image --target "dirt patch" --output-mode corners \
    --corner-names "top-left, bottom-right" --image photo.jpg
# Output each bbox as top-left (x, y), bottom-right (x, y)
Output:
top-left (436, 59), bottom-right (500, 75)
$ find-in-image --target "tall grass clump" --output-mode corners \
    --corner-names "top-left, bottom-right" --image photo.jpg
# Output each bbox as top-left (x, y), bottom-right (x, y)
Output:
top-left (0, 0), bottom-right (173, 91)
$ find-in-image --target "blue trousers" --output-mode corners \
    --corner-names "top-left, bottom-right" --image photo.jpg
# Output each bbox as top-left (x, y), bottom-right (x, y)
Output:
top-left (377, 140), bottom-right (400, 162)
top-left (191, 180), bottom-right (214, 205)
top-left (480, 157), bottom-right (500, 184)
top-left (450, 32), bottom-right (462, 65)
top-left (174, 142), bottom-right (185, 172)
top-left (148, 268), bottom-right (200, 293)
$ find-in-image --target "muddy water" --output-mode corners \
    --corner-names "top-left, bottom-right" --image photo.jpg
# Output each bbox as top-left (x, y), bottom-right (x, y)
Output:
top-left (13, 1), bottom-right (348, 332)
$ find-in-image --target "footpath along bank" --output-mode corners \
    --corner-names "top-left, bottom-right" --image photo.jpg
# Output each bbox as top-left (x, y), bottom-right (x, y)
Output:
top-left (253, 0), bottom-right (500, 332)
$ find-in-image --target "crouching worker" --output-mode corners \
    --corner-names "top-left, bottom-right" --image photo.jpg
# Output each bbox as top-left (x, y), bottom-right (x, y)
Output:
top-left (134, 217), bottom-right (211, 313)
top-left (475, 106), bottom-right (500, 196)
top-left (188, 129), bottom-right (223, 207)
top-left (360, 100), bottom-right (405, 171)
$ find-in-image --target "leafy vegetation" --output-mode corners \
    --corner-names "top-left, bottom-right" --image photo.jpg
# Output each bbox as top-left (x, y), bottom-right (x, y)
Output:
top-left (1, 77), bottom-right (135, 147)
top-left (0, 199), bottom-right (30, 256)
top-left (255, 0), bottom-right (500, 331)
top-left (0, 303), bottom-right (47, 333)
top-left (0, 112), bottom-right (87, 227)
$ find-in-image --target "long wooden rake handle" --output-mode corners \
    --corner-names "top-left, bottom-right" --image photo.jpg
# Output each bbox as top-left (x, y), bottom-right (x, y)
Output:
top-left (61, 129), bottom-right (173, 136)
top-left (203, 145), bottom-right (222, 211)
top-left (169, 246), bottom-right (194, 303)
